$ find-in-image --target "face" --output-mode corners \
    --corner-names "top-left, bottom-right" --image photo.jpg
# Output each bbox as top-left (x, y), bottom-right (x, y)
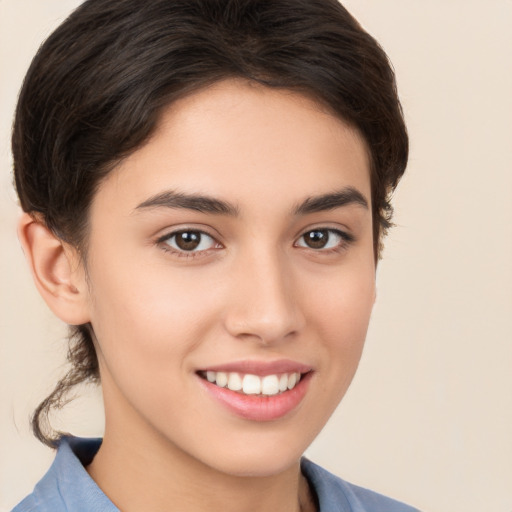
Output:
top-left (81, 79), bottom-right (375, 477)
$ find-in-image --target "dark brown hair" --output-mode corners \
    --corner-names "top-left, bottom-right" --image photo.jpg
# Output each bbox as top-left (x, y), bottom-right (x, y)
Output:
top-left (13, 0), bottom-right (408, 447)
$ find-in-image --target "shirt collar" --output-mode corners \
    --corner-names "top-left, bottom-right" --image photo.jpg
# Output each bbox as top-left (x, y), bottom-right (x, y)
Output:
top-left (36, 436), bottom-right (118, 512)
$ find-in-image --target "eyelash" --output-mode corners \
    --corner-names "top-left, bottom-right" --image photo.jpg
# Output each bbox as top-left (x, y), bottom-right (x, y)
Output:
top-left (156, 227), bottom-right (354, 258)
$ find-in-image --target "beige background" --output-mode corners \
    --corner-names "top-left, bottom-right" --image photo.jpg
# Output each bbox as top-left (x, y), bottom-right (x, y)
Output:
top-left (1, 1), bottom-right (511, 511)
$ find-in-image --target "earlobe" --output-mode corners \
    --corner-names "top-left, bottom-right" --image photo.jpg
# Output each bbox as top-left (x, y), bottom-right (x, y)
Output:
top-left (17, 213), bottom-right (90, 325)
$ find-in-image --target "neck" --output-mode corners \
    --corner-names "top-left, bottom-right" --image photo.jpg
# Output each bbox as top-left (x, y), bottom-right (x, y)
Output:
top-left (87, 422), bottom-right (316, 512)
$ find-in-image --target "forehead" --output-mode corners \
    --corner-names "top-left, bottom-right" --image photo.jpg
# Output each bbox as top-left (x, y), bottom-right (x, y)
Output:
top-left (93, 79), bottom-right (371, 215)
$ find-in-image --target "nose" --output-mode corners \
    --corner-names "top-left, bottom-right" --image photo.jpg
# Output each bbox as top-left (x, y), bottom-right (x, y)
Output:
top-left (223, 249), bottom-right (305, 345)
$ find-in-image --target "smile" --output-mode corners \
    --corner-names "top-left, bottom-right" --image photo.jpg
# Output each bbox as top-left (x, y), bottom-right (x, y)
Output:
top-left (197, 363), bottom-right (313, 421)
top-left (199, 371), bottom-right (302, 396)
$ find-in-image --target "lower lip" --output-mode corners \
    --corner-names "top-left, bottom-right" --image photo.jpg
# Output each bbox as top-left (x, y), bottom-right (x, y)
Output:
top-left (198, 373), bottom-right (312, 421)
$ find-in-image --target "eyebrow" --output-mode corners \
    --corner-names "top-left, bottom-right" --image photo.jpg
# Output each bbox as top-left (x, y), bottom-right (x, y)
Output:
top-left (293, 187), bottom-right (369, 215)
top-left (133, 186), bottom-right (368, 216)
top-left (134, 190), bottom-right (239, 216)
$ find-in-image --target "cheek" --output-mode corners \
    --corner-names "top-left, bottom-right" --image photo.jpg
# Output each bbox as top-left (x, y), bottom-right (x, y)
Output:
top-left (306, 260), bottom-right (375, 339)
top-left (86, 259), bottom-right (223, 374)
top-left (86, 263), bottom-right (222, 428)
top-left (303, 260), bottom-right (375, 388)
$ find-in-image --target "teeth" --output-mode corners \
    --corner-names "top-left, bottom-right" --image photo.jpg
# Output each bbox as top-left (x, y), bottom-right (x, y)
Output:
top-left (227, 372), bottom-right (242, 391)
top-left (287, 372), bottom-right (297, 390)
top-left (204, 371), bottom-right (302, 396)
top-left (216, 371), bottom-right (228, 388)
top-left (261, 375), bottom-right (279, 395)
top-left (278, 374), bottom-right (288, 392)
top-left (243, 374), bottom-right (261, 395)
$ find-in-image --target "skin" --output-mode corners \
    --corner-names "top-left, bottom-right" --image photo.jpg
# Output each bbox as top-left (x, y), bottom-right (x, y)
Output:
top-left (20, 79), bottom-right (376, 512)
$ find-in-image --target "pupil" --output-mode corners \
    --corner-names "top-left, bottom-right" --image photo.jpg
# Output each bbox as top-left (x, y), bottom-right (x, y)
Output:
top-left (176, 232), bottom-right (201, 251)
top-left (306, 230), bottom-right (328, 249)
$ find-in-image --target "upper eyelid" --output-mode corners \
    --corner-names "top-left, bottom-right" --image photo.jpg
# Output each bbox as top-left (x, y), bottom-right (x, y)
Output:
top-left (156, 226), bottom-right (221, 243)
top-left (295, 225), bottom-right (354, 241)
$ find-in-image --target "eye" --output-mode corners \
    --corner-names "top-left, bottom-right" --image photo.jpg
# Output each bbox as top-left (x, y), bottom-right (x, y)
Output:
top-left (295, 228), bottom-right (351, 250)
top-left (159, 230), bottom-right (218, 254)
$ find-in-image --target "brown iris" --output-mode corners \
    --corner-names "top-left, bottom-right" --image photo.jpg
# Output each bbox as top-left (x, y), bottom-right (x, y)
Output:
top-left (303, 230), bottom-right (330, 249)
top-left (174, 231), bottom-right (202, 251)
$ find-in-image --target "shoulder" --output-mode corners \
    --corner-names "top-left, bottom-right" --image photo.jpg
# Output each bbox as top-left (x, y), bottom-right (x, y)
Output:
top-left (10, 437), bottom-right (118, 512)
top-left (11, 494), bottom-right (39, 512)
top-left (301, 458), bottom-right (421, 512)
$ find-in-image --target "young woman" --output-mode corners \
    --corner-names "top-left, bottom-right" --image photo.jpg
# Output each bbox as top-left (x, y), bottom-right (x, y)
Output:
top-left (11, 0), bottom-right (417, 510)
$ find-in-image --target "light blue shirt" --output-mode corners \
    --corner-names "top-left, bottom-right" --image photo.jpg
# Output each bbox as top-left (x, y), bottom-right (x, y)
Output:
top-left (12, 437), bottom-right (420, 511)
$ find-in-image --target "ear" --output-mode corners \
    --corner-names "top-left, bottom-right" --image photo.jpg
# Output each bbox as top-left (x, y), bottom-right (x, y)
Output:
top-left (18, 212), bottom-right (91, 325)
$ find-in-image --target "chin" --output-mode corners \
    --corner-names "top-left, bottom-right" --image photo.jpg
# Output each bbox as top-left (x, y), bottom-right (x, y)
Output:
top-left (196, 430), bottom-right (314, 478)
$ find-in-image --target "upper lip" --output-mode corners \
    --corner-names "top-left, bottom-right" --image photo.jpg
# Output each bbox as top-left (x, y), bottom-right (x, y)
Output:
top-left (197, 359), bottom-right (313, 376)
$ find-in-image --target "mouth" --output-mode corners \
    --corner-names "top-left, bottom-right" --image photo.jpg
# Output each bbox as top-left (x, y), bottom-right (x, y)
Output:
top-left (197, 370), bottom-right (304, 397)
top-left (196, 363), bottom-right (313, 421)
